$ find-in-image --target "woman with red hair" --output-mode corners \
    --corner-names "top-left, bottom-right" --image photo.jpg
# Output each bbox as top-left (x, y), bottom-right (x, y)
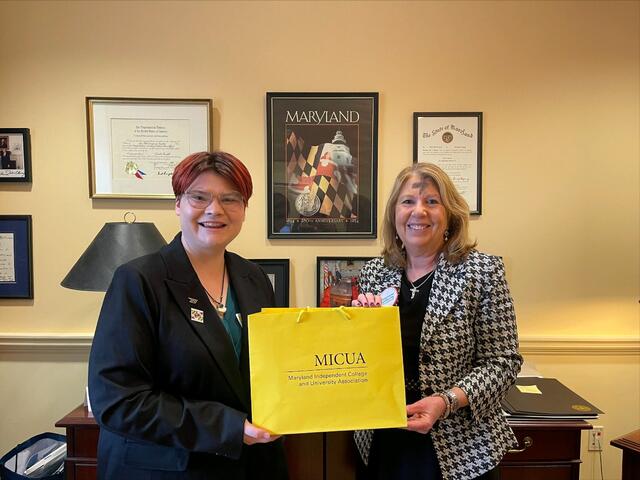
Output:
top-left (89, 152), bottom-right (288, 479)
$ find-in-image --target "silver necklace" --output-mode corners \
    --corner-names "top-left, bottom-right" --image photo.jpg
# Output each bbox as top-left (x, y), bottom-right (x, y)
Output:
top-left (408, 269), bottom-right (435, 300)
top-left (204, 262), bottom-right (227, 314)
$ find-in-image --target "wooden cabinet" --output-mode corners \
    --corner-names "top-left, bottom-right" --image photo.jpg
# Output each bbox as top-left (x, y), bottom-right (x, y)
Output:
top-left (288, 421), bottom-right (591, 480)
top-left (55, 405), bottom-right (99, 480)
top-left (499, 420), bottom-right (592, 480)
top-left (55, 406), bottom-right (590, 480)
top-left (611, 429), bottom-right (640, 480)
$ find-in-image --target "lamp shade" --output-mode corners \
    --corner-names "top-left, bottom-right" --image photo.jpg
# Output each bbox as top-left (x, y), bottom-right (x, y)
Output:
top-left (61, 221), bottom-right (167, 292)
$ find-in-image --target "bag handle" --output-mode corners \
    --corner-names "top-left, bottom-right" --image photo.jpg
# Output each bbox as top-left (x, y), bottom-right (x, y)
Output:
top-left (296, 306), bottom-right (352, 323)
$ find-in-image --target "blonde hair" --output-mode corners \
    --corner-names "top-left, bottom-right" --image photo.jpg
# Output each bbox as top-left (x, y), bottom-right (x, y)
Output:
top-left (381, 163), bottom-right (476, 267)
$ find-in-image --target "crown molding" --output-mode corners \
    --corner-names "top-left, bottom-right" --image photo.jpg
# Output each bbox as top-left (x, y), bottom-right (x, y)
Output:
top-left (0, 334), bottom-right (638, 356)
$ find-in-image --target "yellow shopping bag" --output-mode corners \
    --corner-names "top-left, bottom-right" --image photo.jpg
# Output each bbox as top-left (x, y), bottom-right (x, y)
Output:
top-left (248, 306), bottom-right (406, 434)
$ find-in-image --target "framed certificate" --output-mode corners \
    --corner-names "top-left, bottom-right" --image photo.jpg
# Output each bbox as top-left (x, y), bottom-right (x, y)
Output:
top-left (0, 215), bottom-right (33, 299)
top-left (267, 92), bottom-right (378, 238)
top-left (413, 112), bottom-right (482, 215)
top-left (86, 97), bottom-right (213, 199)
top-left (0, 128), bottom-right (32, 183)
top-left (250, 259), bottom-right (290, 307)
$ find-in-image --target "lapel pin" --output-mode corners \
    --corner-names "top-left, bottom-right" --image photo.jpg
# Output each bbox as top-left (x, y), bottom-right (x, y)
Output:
top-left (235, 313), bottom-right (243, 327)
top-left (188, 297), bottom-right (198, 304)
top-left (380, 287), bottom-right (399, 306)
top-left (190, 308), bottom-right (204, 323)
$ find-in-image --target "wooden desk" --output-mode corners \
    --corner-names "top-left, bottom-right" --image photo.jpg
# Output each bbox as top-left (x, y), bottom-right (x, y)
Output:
top-left (610, 429), bottom-right (640, 480)
top-left (289, 420), bottom-right (592, 480)
top-left (55, 405), bottom-right (99, 480)
top-left (499, 419), bottom-right (592, 480)
top-left (55, 407), bottom-right (591, 480)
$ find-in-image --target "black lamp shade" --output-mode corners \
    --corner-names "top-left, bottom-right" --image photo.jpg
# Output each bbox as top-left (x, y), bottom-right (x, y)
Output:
top-left (61, 222), bottom-right (167, 292)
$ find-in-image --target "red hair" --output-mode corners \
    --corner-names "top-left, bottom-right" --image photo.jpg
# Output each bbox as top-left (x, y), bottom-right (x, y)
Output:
top-left (172, 151), bottom-right (253, 205)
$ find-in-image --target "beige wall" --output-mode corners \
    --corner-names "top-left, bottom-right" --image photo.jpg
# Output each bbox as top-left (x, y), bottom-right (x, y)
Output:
top-left (0, 1), bottom-right (638, 479)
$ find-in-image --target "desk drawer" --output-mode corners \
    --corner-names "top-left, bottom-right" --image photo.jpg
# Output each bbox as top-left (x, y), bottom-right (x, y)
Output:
top-left (72, 463), bottom-right (97, 480)
top-left (504, 427), bottom-right (581, 462)
top-left (70, 427), bottom-right (99, 458)
top-left (500, 464), bottom-right (574, 480)
top-left (63, 460), bottom-right (97, 480)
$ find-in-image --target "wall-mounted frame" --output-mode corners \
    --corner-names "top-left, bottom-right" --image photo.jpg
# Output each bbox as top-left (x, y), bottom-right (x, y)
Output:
top-left (250, 259), bottom-right (290, 307)
top-left (0, 215), bottom-right (33, 299)
top-left (316, 256), bottom-right (373, 307)
top-left (0, 128), bottom-right (32, 183)
top-left (86, 97), bottom-right (213, 199)
top-left (267, 92), bottom-right (378, 238)
top-left (413, 112), bottom-right (482, 215)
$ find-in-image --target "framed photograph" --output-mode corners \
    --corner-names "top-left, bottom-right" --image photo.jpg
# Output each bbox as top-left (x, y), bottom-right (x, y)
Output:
top-left (0, 128), bottom-right (32, 182)
top-left (0, 215), bottom-right (33, 299)
top-left (267, 92), bottom-right (378, 238)
top-left (316, 256), bottom-right (373, 307)
top-left (413, 112), bottom-right (483, 215)
top-left (251, 259), bottom-right (290, 307)
top-left (86, 97), bottom-right (213, 199)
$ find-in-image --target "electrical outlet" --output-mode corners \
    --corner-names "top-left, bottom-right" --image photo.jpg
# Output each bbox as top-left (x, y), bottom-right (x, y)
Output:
top-left (588, 426), bottom-right (604, 451)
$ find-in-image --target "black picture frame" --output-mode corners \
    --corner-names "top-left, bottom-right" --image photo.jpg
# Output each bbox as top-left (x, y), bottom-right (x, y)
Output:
top-left (316, 256), bottom-right (373, 307)
top-left (0, 128), bottom-right (32, 183)
top-left (250, 259), bottom-right (290, 307)
top-left (0, 215), bottom-right (33, 299)
top-left (413, 112), bottom-right (483, 215)
top-left (267, 92), bottom-right (378, 238)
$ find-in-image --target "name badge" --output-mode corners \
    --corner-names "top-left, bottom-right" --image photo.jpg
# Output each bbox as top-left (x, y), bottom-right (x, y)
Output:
top-left (380, 287), bottom-right (398, 306)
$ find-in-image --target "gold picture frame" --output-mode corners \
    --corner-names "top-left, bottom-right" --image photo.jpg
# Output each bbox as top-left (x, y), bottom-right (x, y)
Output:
top-left (86, 97), bottom-right (213, 199)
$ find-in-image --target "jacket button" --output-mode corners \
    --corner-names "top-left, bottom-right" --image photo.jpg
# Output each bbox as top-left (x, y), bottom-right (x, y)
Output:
top-left (422, 353), bottom-right (430, 363)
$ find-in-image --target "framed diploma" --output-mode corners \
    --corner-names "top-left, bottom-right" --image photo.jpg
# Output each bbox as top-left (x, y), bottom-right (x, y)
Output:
top-left (250, 259), bottom-right (290, 307)
top-left (413, 112), bottom-right (482, 215)
top-left (267, 92), bottom-right (378, 238)
top-left (86, 97), bottom-right (213, 199)
top-left (0, 215), bottom-right (33, 299)
top-left (0, 128), bottom-right (32, 183)
top-left (316, 256), bottom-right (373, 307)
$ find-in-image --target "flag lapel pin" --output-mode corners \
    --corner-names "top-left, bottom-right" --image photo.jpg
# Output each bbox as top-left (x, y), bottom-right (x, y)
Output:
top-left (190, 308), bottom-right (204, 323)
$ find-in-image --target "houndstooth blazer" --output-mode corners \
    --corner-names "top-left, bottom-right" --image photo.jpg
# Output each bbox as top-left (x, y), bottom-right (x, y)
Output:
top-left (354, 250), bottom-right (522, 480)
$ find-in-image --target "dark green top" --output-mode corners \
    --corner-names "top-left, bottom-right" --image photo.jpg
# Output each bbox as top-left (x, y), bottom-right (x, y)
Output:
top-left (221, 286), bottom-right (242, 361)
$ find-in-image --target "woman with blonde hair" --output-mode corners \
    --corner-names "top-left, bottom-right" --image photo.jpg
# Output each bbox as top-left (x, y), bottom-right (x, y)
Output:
top-left (353, 162), bottom-right (522, 480)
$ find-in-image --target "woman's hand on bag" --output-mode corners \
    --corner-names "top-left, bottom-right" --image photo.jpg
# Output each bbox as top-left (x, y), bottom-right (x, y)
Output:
top-left (405, 395), bottom-right (447, 434)
top-left (243, 419), bottom-right (281, 445)
top-left (351, 292), bottom-right (382, 307)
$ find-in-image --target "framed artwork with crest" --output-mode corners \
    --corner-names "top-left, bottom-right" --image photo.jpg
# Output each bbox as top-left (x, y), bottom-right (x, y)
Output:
top-left (267, 92), bottom-right (378, 238)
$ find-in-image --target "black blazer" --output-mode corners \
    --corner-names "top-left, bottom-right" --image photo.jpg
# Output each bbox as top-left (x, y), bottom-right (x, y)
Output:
top-left (88, 234), bottom-right (288, 479)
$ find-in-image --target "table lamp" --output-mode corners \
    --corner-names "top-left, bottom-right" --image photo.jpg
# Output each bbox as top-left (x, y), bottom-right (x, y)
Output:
top-left (61, 212), bottom-right (167, 292)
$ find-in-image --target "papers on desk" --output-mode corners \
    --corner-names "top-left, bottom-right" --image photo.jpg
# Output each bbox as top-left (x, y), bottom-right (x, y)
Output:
top-left (502, 377), bottom-right (603, 420)
top-left (85, 385), bottom-right (93, 415)
top-left (517, 360), bottom-right (543, 378)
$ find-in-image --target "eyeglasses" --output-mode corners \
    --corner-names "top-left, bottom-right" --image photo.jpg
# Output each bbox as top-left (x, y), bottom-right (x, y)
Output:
top-left (182, 190), bottom-right (245, 210)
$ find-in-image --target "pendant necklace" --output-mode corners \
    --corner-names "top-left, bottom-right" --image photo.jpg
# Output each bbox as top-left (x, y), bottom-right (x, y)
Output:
top-left (204, 261), bottom-right (227, 315)
top-left (408, 269), bottom-right (436, 300)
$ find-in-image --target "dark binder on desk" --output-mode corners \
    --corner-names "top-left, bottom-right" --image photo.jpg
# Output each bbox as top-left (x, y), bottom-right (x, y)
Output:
top-left (502, 377), bottom-right (603, 419)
